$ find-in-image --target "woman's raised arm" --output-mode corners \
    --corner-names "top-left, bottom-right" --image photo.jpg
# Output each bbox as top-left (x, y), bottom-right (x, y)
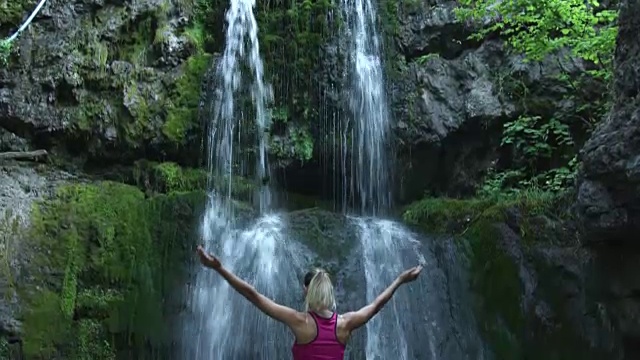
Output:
top-left (341, 265), bottom-right (423, 331)
top-left (197, 246), bottom-right (305, 327)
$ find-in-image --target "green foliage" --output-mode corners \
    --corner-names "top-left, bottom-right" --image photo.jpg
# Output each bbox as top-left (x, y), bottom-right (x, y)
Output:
top-left (131, 160), bottom-right (256, 200)
top-left (416, 53), bottom-right (439, 65)
top-left (22, 290), bottom-right (71, 358)
top-left (21, 182), bottom-right (204, 358)
top-left (183, 22), bottom-right (205, 51)
top-left (164, 53), bottom-right (211, 143)
top-left (478, 113), bottom-right (579, 196)
top-left (502, 115), bottom-right (573, 160)
top-left (0, 337), bottom-right (8, 359)
top-left (379, 0), bottom-right (400, 36)
top-left (456, 0), bottom-right (617, 195)
top-left (75, 319), bottom-right (116, 360)
top-left (0, 0), bottom-right (37, 33)
top-left (455, 0), bottom-right (618, 67)
top-left (0, 39), bottom-right (11, 66)
top-left (149, 161), bottom-right (207, 192)
top-left (255, 0), bottom-right (337, 163)
top-left (270, 125), bottom-right (315, 164)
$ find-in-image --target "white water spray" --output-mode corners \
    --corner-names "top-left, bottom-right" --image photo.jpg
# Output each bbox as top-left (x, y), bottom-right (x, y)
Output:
top-left (338, 0), bottom-right (434, 358)
top-left (182, 0), bottom-right (302, 358)
top-left (207, 0), bottom-right (273, 213)
top-left (342, 0), bottom-right (392, 216)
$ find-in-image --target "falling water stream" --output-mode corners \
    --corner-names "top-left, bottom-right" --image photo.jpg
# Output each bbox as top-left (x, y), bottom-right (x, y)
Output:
top-left (338, 0), bottom-right (434, 358)
top-left (342, 0), bottom-right (392, 216)
top-left (182, 0), bottom-right (304, 358)
top-left (185, 0), bottom-right (440, 357)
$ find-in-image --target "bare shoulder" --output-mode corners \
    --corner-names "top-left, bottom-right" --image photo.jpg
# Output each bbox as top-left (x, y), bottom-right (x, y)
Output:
top-left (337, 312), bottom-right (352, 328)
top-left (335, 313), bottom-right (354, 343)
top-left (290, 310), bottom-right (313, 327)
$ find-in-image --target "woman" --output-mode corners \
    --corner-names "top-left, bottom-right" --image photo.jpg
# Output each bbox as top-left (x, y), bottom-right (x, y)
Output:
top-left (196, 245), bottom-right (423, 360)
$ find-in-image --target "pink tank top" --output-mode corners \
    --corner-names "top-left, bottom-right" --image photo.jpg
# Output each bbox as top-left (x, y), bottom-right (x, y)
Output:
top-left (291, 312), bottom-right (346, 360)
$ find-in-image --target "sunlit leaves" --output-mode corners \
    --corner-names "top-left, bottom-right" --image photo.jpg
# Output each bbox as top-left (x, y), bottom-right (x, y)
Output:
top-left (455, 0), bottom-right (618, 74)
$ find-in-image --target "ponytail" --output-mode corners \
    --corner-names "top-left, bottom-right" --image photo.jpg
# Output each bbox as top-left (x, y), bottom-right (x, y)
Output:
top-left (304, 268), bottom-right (336, 312)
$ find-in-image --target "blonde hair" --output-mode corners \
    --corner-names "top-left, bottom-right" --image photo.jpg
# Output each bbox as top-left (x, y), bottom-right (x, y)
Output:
top-left (304, 268), bottom-right (336, 312)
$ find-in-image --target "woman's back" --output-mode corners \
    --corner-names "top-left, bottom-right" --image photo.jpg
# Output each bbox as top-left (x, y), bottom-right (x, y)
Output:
top-left (195, 247), bottom-right (423, 360)
top-left (292, 311), bottom-right (346, 360)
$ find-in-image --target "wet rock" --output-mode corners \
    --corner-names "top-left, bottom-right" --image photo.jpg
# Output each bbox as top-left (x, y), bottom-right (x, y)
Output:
top-left (576, 0), bottom-right (640, 242)
top-left (0, 0), bottom-right (204, 165)
top-left (0, 164), bottom-right (73, 341)
top-left (572, 1), bottom-right (640, 349)
top-left (390, 7), bottom-right (586, 200)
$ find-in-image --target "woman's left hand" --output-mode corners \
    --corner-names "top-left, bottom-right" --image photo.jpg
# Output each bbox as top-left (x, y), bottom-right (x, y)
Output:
top-left (196, 245), bottom-right (222, 269)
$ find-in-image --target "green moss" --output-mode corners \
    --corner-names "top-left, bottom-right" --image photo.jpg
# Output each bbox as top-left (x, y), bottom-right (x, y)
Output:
top-left (0, 39), bottom-right (12, 66)
top-left (74, 97), bottom-right (104, 131)
top-left (0, 210), bottom-right (20, 297)
top-left (379, 0), bottom-right (400, 37)
top-left (130, 160), bottom-right (258, 202)
top-left (403, 190), bottom-right (558, 236)
top-left (151, 161), bottom-right (207, 192)
top-left (183, 22), bottom-right (205, 51)
top-left (287, 208), bottom-right (356, 261)
top-left (116, 17), bottom-right (154, 66)
top-left (0, 337), bottom-right (8, 359)
top-left (402, 190), bottom-right (566, 358)
top-left (75, 319), bottom-right (116, 360)
top-left (0, 0), bottom-right (37, 27)
top-left (467, 223), bottom-right (524, 359)
top-left (269, 124), bottom-right (315, 164)
top-left (21, 182), bottom-right (205, 358)
top-left (122, 81), bottom-right (153, 142)
top-left (22, 290), bottom-right (71, 358)
top-left (163, 53), bottom-right (212, 143)
top-left (254, 0), bottom-right (334, 164)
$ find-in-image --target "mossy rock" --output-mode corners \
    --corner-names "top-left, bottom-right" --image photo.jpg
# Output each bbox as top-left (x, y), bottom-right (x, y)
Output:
top-left (0, 0), bottom-right (37, 28)
top-left (19, 181), bottom-right (206, 359)
top-left (286, 208), bottom-right (357, 270)
top-left (402, 191), bottom-right (609, 359)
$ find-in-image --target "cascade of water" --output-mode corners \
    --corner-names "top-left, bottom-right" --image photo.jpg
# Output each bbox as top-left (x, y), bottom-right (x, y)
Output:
top-left (182, 0), bottom-right (303, 358)
top-left (338, 0), bottom-right (434, 358)
top-left (353, 217), bottom-right (431, 360)
top-left (342, 0), bottom-right (392, 216)
top-left (183, 203), bottom-right (306, 359)
top-left (207, 0), bottom-right (273, 213)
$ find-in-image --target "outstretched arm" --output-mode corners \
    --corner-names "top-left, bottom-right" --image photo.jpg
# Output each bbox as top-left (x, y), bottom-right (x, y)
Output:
top-left (342, 265), bottom-right (422, 331)
top-left (197, 246), bottom-right (304, 328)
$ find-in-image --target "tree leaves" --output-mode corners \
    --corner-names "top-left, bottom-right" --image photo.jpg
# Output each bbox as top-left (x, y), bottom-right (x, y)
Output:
top-left (455, 0), bottom-right (618, 73)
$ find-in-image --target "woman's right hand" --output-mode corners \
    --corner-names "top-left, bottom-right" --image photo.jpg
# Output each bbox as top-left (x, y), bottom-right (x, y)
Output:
top-left (398, 265), bottom-right (423, 284)
top-left (197, 245), bottom-right (222, 270)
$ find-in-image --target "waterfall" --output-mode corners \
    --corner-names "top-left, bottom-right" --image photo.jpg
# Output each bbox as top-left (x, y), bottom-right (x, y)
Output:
top-left (206, 0), bottom-right (272, 213)
top-left (337, 0), bottom-right (430, 358)
top-left (182, 0), bottom-right (303, 358)
top-left (354, 217), bottom-right (432, 360)
top-left (342, 0), bottom-right (392, 216)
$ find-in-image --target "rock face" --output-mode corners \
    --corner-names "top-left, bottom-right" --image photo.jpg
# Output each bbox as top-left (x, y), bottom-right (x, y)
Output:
top-left (576, 0), bottom-right (640, 242)
top-left (275, 0), bottom-right (591, 203)
top-left (0, 163), bottom-right (73, 357)
top-left (574, 0), bottom-right (640, 356)
top-left (389, 0), bottom-right (587, 201)
top-left (403, 195), bottom-right (636, 359)
top-left (0, 0), bottom-right (211, 165)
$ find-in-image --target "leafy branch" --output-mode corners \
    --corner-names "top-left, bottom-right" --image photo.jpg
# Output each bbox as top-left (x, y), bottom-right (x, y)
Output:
top-left (455, 0), bottom-right (617, 195)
